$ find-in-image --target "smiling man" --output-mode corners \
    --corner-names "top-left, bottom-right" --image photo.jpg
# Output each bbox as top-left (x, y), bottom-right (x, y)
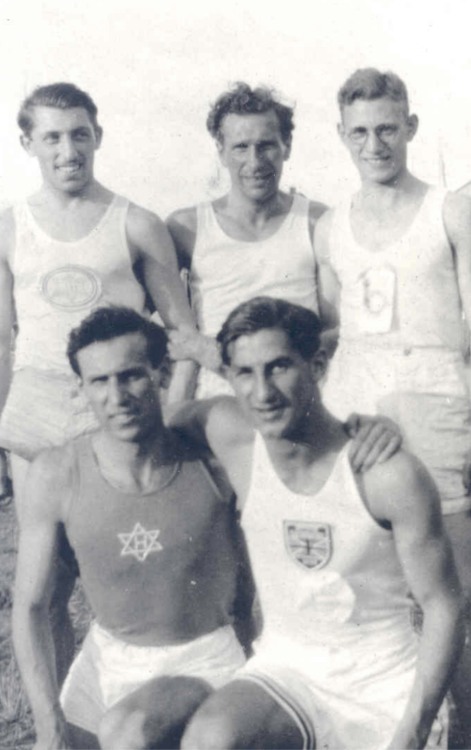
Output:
top-left (170, 296), bottom-right (462, 750)
top-left (0, 82), bottom-right (199, 680)
top-left (315, 67), bottom-right (471, 743)
top-left (167, 82), bottom-right (328, 397)
top-left (12, 307), bottom-right (247, 750)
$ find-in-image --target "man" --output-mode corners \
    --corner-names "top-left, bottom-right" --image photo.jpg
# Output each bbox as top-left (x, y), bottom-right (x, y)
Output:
top-left (0, 82), bottom-right (198, 679)
top-left (315, 68), bottom-right (471, 742)
top-left (12, 307), bottom-right (249, 750)
top-left (0, 82), bottom-right (197, 505)
top-left (171, 296), bottom-right (463, 750)
top-left (166, 82), bottom-right (330, 397)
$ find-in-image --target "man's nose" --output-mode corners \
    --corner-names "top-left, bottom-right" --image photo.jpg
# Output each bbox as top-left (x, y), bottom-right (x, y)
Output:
top-left (247, 145), bottom-right (263, 167)
top-left (364, 130), bottom-right (384, 153)
top-left (60, 135), bottom-right (79, 161)
top-left (254, 373), bottom-right (273, 402)
top-left (107, 377), bottom-right (127, 405)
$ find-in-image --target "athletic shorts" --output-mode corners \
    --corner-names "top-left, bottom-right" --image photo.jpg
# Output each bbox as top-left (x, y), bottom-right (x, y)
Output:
top-left (0, 367), bottom-right (98, 460)
top-left (60, 622), bottom-right (246, 735)
top-left (236, 633), bottom-right (447, 750)
top-left (323, 344), bottom-right (471, 514)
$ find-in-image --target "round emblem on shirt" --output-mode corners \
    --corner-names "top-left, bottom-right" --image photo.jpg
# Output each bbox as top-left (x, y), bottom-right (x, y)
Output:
top-left (41, 265), bottom-right (102, 310)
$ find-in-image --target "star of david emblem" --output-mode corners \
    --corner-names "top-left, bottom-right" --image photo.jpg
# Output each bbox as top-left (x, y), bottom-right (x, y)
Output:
top-left (283, 520), bottom-right (332, 571)
top-left (118, 522), bottom-right (163, 562)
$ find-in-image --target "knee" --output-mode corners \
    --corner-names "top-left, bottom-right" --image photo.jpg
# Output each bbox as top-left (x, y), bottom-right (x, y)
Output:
top-left (181, 706), bottom-right (238, 750)
top-left (99, 705), bottom-right (146, 750)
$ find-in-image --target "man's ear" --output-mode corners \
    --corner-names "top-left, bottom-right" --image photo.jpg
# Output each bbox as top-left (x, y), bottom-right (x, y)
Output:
top-left (309, 347), bottom-right (328, 381)
top-left (156, 356), bottom-right (172, 390)
top-left (94, 126), bottom-right (103, 150)
top-left (20, 134), bottom-right (34, 156)
top-left (283, 136), bottom-right (292, 161)
top-left (406, 114), bottom-right (419, 142)
top-left (337, 121), bottom-right (346, 144)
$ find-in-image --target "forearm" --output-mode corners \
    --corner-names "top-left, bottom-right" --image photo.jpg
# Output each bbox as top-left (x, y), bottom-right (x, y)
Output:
top-left (389, 595), bottom-right (464, 748)
top-left (166, 359), bottom-right (200, 404)
top-left (12, 604), bottom-right (68, 745)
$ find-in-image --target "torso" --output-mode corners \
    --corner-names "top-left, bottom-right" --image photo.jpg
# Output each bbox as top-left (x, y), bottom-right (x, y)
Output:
top-left (10, 192), bottom-right (147, 373)
top-left (241, 432), bottom-right (415, 651)
top-left (64, 433), bottom-right (238, 646)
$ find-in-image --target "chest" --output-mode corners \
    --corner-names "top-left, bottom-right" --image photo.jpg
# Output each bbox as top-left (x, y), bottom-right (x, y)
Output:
top-left (349, 201), bottom-right (422, 254)
top-left (28, 201), bottom-right (110, 242)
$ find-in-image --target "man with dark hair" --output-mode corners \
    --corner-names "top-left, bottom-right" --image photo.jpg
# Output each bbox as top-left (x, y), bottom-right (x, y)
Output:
top-left (170, 296), bottom-right (463, 750)
top-left (0, 81), bottom-right (198, 681)
top-left (12, 306), bottom-right (248, 750)
top-left (167, 82), bottom-right (329, 398)
top-left (316, 66), bottom-right (471, 743)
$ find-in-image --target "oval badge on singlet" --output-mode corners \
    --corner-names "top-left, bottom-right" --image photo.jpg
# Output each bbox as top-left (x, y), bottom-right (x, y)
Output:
top-left (41, 265), bottom-right (102, 310)
top-left (283, 520), bottom-right (332, 571)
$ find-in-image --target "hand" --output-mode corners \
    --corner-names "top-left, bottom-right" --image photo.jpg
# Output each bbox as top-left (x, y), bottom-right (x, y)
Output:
top-left (167, 327), bottom-right (222, 371)
top-left (463, 447), bottom-right (471, 494)
top-left (345, 413), bottom-right (402, 472)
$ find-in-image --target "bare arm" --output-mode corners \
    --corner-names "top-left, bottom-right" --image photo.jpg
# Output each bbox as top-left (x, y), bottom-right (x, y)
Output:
top-left (313, 209), bottom-right (340, 333)
top-left (443, 192), bottom-right (471, 489)
top-left (0, 209), bottom-right (16, 415)
top-left (12, 449), bottom-right (75, 749)
top-left (127, 204), bottom-right (200, 402)
top-left (364, 453), bottom-right (464, 749)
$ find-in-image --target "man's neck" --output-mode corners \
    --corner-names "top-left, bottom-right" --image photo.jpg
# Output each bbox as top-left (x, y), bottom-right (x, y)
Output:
top-left (223, 189), bottom-right (290, 229)
top-left (264, 405), bottom-right (346, 466)
top-left (31, 179), bottom-right (110, 211)
top-left (93, 426), bottom-right (179, 493)
top-left (358, 170), bottom-right (426, 209)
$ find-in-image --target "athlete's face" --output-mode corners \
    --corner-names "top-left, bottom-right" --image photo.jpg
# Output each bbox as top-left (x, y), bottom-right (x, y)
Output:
top-left (217, 111), bottom-right (291, 204)
top-left (227, 328), bottom-right (323, 440)
top-left (21, 106), bottom-right (102, 194)
top-left (77, 332), bottom-right (162, 442)
top-left (339, 97), bottom-right (418, 185)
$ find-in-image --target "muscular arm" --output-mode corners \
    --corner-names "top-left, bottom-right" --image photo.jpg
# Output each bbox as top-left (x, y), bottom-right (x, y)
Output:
top-left (127, 204), bottom-right (200, 402)
top-left (313, 209), bottom-right (340, 334)
top-left (364, 453), bottom-right (464, 749)
top-left (12, 449), bottom-right (75, 749)
top-left (0, 209), bottom-right (16, 415)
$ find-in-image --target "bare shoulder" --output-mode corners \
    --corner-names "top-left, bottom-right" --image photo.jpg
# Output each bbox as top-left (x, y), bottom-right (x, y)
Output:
top-left (361, 448), bottom-right (440, 526)
top-left (25, 442), bottom-right (78, 523)
top-left (166, 206), bottom-right (198, 265)
top-left (126, 202), bottom-right (167, 237)
top-left (443, 190), bottom-right (471, 227)
top-left (456, 180), bottom-right (471, 198)
top-left (205, 396), bottom-right (254, 451)
top-left (0, 206), bottom-right (16, 261)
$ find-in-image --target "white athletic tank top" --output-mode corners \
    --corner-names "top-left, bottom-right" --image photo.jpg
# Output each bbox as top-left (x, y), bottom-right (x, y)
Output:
top-left (190, 194), bottom-right (317, 338)
top-left (328, 187), bottom-right (463, 350)
top-left (242, 434), bottom-right (415, 653)
top-left (11, 195), bottom-right (146, 373)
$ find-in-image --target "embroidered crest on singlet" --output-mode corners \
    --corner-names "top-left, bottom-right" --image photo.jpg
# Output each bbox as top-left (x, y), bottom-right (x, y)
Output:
top-left (40, 265), bottom-right (103, 310)
top-left (283, 520), bottom-right (332, 570)
top-left (118, 522), bottom-right (163, 562)
top-left (356, 266), bottom-right (396, 333)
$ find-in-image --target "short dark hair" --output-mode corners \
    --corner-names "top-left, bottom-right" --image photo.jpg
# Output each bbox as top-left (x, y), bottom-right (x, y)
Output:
top-left (217, 296), bottom-right (322, 365)
top-left (18, 82), bottom-right (101, 137)
top-left (67, 307), bottom-right (168, 376)
top-left (207, 82), bottom-right (295, 145)
top-left (337, 68), bottom-right (409, 114)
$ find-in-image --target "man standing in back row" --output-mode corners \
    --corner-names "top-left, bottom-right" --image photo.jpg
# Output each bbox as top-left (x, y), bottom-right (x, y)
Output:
top-left (0, 82), bottom-right (198, 680)
top-left (167, 82), bottom-right (330, 397)
top-left (315, 67), bottom-right (471, 744)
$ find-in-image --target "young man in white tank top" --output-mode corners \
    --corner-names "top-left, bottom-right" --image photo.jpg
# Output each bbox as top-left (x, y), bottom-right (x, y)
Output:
top-left (166, 83), bottom-right (329, 398)
top-left (0, 83), bottom-right (200, 682)
top-left (170, 297), bottom-right (463, 750)
top-left (315, 68), bottom-right (471, 742)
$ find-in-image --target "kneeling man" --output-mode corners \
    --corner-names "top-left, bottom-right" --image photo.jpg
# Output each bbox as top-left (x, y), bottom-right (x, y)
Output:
top-left (12, 307), bottom-right (247, 750)
top-left (173, 297), bottom-right (463, 750)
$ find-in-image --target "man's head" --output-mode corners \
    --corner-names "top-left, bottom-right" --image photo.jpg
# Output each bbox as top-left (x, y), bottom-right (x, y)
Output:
top-left (217, 296), bottom-right (325, 438)
top-left (18, 83), bottom-right (103, 194)
top-left (337, 68), bottom-right (418, 185)
top-left (68, 307), bottom-right (168, 442)
top-left (207, 83), bottom-right (294, 204)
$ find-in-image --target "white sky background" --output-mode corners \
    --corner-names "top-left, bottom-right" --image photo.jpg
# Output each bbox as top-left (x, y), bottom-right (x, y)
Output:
top-left (1, 0), bottom-right (470, 216)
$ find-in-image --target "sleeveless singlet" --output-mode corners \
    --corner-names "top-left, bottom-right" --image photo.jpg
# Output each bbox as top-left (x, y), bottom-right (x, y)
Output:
top-left (65, 436), bottom-right (235, 639)
top-left (11, 195), bottom-right (146, 373)
top-left (327, 187), bottom-right (463, 350)
top-left (242, 433), bottom-right (415, 655)
top-left (190, 193), bottom-right (317, 338)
